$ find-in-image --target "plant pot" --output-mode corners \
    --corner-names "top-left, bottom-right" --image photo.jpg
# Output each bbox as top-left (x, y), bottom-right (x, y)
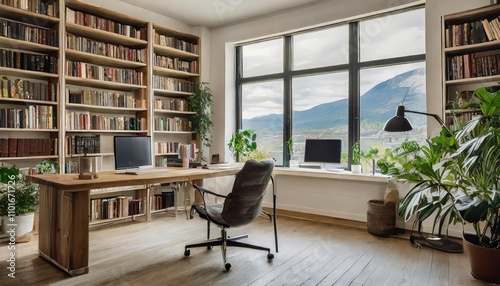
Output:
top-left (351, 164), bottom-right (362, 174)
top-left (367, 200), bottom-right (395, 236)
top-left (463, 233), bottom-right (500, 284)
top-left (2, 212), bottom-right (35, 242)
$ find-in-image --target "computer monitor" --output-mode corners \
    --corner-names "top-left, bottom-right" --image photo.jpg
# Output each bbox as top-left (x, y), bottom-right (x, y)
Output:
top-left (304, 139), bottom-right (342, 165)
top-left (114, 136), bottom-right (152, 170)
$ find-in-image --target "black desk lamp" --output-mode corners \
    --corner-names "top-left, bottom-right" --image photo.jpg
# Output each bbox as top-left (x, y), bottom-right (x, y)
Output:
top-left (382, 105), bottom-right (462, 253)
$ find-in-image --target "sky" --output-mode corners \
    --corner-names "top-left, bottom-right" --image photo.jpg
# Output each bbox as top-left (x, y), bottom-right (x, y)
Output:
top-left (241, 8), bottom-right (425, 119)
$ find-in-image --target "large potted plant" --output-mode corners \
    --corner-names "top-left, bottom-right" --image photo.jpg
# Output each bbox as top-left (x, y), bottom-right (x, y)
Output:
top-left (228, 129), bottom-right (257, 162)
top-left (0, 166), bottom-right (39, 241)
top-left (379, 87), bottom-right (500, 283)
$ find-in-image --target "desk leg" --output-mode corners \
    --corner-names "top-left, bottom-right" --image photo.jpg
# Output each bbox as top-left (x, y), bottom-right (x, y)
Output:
top-left (146, 184), bottom-right (151, 223)
top-left (38, 186), bottom-right (89, 276)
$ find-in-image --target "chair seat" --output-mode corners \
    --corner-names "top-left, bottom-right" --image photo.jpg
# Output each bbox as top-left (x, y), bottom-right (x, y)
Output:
top-left (193, 203), bottom-right (230, 227)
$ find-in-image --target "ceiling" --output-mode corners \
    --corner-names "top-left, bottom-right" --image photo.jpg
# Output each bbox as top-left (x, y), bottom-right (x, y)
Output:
top-left (119, 0), bottom-right (321, 28)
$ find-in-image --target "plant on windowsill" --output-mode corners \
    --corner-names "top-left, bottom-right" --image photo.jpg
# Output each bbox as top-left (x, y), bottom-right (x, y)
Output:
top-left (0, 165), bottom-right (39, 241)
top-left (228, 129), bottom-right (257, 162)
top-left (351, 141), bottom-right (362, 173)
top-left (361, 146), bottom-right (379, 175)
top-left (188, 82), bottom-right (214, 162)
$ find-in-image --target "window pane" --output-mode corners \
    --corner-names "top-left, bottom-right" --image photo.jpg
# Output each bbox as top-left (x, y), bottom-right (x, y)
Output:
top-left (359, 62), bottom-right (426, 171)
top-left (293, 25), bottom-right (349, 70)
top-left (241, 80), bottom-right (284, 165)
top-left (360, 9), bottom-right (425, 62)
top-left (242, 39), bottom-right (283, 77)
top-left (292, 72), bottom-right (349, 166)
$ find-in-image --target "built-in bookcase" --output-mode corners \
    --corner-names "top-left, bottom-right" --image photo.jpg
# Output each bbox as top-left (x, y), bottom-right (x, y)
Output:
top-left (442, 3), bottom-right (500, 129)
top-left (0, 0), bottom-right (60, 168)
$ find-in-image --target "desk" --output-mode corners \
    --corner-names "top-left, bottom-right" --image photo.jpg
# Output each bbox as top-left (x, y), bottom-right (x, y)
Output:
top-left (28, 168), bottom-right (240, 276)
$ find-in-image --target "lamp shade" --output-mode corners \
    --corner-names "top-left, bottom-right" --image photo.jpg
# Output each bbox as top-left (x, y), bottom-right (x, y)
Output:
top-left (383, 105), bottom-right (413, 132)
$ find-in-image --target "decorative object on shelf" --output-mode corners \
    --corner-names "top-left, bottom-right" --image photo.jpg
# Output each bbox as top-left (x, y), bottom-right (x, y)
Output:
top-left (78, 153), bottom-right (98, 180)
top-left (35, 159), bottom-right (60, 174)
top-left (228, 129), bottom-right (257, 162)
top-left (351, 141), bottom-right (362, 174)
top-left (0, 165), bottom-right (39, 242)
top-left (189, 82), bottom-right (214, 150)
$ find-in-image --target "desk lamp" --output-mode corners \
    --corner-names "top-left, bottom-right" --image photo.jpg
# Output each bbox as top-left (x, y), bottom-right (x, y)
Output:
top-left (383, 104), bottom-right (462, 253)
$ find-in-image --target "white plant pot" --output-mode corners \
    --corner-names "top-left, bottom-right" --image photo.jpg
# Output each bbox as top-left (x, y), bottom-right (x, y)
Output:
top-left (351, 164), bottom-right (362, 174)
top-left (2, 212), bottom-right (34, 237)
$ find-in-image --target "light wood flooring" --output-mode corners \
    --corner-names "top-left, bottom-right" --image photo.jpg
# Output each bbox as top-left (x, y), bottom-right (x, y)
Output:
top-left (0, 211), bottom-right (492, 286)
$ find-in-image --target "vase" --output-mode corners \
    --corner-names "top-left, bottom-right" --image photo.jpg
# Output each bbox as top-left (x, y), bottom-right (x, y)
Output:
top-left (351, 164), bottom-right (362, 174)
top-left (2, 212), bottom-right (35, 242)
top-left (463, 233), bottom-right (500, 284)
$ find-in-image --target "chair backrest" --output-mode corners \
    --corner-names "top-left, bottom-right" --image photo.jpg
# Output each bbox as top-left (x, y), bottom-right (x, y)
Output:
top-left (221, 159), bottom-right (274, 227)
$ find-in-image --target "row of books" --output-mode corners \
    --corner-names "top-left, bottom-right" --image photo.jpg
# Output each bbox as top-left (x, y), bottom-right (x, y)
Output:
top-left (445, 19), bottom-right (491, 48)
top-left (90, 196), bottom-right (143, 221)
top-left (447, 53), bottom-right (500, 80)
top-left (154, 141), bottom-right (185, 155)
top-left (154, 116), bottom-right (191, 132)
top-left (153, 75), bottom-right (194, 93)
top-left (65, 135), bottom-right (101, 155)
top-left (66, 60), bottom-right (144, 85)
top-left (154, 32), bottom-right (199, 54)
top-left (178, 143), bottom-right (196, 162)
top-left (1, 78), bottom-right (57, 101)
top-left (64, 159), bottom-right (79, 173)
top-left (153, 54), bottom-right (199, 74)
top-left (151, 191), bottom-right (175, 211)
top-left (65, 111), bottom-right (146, 131)
top-left (0, 137), bottom-right (57, 157)
top-left (67, 88), bottom-right (140, 108)
top-left (0, 48), bottom-right (58, 73)
top-left (66, 33), bottom-right (147, 63)
top-left (66, 8), bottom-right (147, 40)
top-left (0, 105), bottom-right (55, 129)
top-left (0, 18), bottom-right (58, 46)
top-left (0, 0), bottom-right (58, 17)
top-left (154, 97), bottom-right (189, 112)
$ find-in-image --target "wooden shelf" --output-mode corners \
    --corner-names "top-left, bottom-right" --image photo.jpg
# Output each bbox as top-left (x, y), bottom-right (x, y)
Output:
top-left (66, 49), bottom-right (147, 69)
top-left (154, 109), bottom-right (196, 115)
top-left (65, 103), bottom-right (147, 113)
top-left (66, 23), bottom-right (148, 48)
top-left (66, 152), bottom-right (114, 158)
top-left (0, 4), bottom-right (59, 27)
top-left (0, 155), bottom-right (58, 161)
top-left (444, 3), bottom-right (500, 23)
top-left (154, 45), bottom-right (199, 59)
top-left (153, 89), bottom-right (192, 97)
top-left (0, 67), bottom-right (58, 80)
top-left (65, 76), bottom-right (146, 91)
top-left (66, 129), bottom-right (147, 134)
top-left (89, 214), bottom-right (144, 226)
top-left (0, 128), bottom-right (58, 132)
top-left (445, 75), bottom-right (500, 86)
top-left (153, 131), bottom-right (193, 134)
top-left (0, 98), bottom-right (57, 105)
top-left (153, 66), bottom-right (198, 79)
top-left (0, 36), bottom-right (59, 53)
top-left (155, 153), bottom-right (178, 156)
top-left (444, 40), bottom-right (500, 56)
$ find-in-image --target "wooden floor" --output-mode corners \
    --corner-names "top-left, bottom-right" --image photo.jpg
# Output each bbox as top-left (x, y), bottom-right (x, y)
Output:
top-left (0, 212), bottom-right (492, 286)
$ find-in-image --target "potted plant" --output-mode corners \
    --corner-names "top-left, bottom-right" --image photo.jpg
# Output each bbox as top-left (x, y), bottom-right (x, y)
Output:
top-left (351, 141), bottom-right (362, 173)
top-left (361, 146), bottom-right (379, 175)
top-left (0, 165), bottom-right (39, 241)
top-left (188, 82), bottom-right (214, 162)
top-left (228, 129), bottom-right (257, 162)
top-left (379, 87), bottom-right (500, 283)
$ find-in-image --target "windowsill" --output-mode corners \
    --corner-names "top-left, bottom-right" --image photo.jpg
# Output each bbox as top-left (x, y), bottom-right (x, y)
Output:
top-left (273, 167), bottom-right (390, 183)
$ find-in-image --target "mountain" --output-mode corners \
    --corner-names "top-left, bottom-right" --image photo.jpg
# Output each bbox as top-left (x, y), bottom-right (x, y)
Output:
top-left (243, 67), bottom-right (426, 131)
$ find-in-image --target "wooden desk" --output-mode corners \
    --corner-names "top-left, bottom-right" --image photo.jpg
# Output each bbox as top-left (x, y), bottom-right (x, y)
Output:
top-left (28, 168), bottom-right (239, 276)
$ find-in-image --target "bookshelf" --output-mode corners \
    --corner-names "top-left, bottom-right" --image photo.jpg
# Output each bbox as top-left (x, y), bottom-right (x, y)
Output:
top-left (0, 0), bottom-right (60, 168)
top-left (151, 23), bottom-right (199, 167)
top-left (442, 3), bottom-right (500, 128)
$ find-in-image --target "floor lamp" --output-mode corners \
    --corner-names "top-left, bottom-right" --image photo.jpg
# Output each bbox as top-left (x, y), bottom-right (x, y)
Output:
top-left (383, 105), bottom-right (463, 253)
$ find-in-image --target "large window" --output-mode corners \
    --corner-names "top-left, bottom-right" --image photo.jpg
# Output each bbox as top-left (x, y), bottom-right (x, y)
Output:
top-left (236, 6), bottom-right (426, 167)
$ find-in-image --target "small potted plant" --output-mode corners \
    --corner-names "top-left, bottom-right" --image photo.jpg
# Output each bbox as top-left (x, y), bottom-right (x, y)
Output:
top-left (351, 141), bottom-right (362, 173)
top-left (228, 129), bottom-right (257, 162)
top-left (0, 166), bottom-right (39, 241)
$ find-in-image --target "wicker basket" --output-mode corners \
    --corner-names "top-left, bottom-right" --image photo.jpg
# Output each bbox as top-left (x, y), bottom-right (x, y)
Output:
top-left (367, 200), bottom-right (395, 236)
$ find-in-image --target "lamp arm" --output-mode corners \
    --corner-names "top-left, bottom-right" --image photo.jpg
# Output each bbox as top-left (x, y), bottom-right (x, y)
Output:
top-left (405, 110), bottom-right (446, 128)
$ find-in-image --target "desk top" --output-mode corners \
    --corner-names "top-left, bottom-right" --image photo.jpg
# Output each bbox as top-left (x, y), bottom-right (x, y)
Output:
top-left (28, 167), bottom-right (240, 192)
top-left (273, 167), bottom-right (390, 183)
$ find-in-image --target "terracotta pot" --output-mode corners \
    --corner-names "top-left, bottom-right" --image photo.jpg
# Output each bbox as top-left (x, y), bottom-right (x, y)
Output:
top-left (463, 233), bottom-right (500, 284)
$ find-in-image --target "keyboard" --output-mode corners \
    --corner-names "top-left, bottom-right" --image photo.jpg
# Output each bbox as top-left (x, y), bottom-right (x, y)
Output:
top-left (123, 168), bottom-right (170, 175)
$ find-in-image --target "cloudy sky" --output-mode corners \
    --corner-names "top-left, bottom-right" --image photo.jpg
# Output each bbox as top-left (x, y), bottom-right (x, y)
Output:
top-left (241, 8), bottom-right (425, 119)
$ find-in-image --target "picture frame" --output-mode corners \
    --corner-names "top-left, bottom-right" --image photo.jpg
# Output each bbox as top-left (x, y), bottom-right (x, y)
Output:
top-left (211, 154), bottom-right (220, 164)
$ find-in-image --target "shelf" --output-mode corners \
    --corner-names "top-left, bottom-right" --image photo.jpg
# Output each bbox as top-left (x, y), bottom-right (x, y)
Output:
top-left (66, 0), bottom-right (148, 27)
top-left (154, 109), bottom-right (196, 115)
top-left (0, 98), bottom-right (57, 105)
top-left (65, 103), bottom-right (147, 113)
top-left (66, 129), bottom-right (147, 134)
top-left (66, 49), bottom-right (147, 69)
top-left (90, 184), bottom-right (145, 194)
top-left (154, 44), bottom-right (199, 59)
top-left (155, 153), bottom-right (178, 156)
top-left (0, 67), bottom-right (58, 80)
top-left (153, 131), bottom-right (193, 134)
top-left (153, 66), bottom-right (198, 79)
top-left (445, 108), bottom-right (481, 114)
top-left (66, 22), bottom-right (148, 48)
top-left (444, 4), bottom-right (500, 24)
top-left (0, 128), bottom-right (58, 132)
top-left (153, 89), bottom-right (192, 97)
top-left (89, 214), bottom-right (144, 226)
top-left (0, 36), bottom-right (59, 53)
top-left (0, 4), bottom-right (59, 27)
top-left (445, 75), bottom-right (500, 86)
top-left (0, 155), bottom-right (58, 161)
top-left (444, 40), bottom-right (500, 56)
top-left (65, 76), bottom-right (146, 91)
top-left (66, 152), bottom-right (114, 158)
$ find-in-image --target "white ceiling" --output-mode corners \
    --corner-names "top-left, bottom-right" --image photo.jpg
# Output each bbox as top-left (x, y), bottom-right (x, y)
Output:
top-left (119, 0), bottom-right (321, 28)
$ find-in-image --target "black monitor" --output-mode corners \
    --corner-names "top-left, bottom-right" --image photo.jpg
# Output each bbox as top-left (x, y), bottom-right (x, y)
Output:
top-left (304, 139), bottom-right (342, 164)
top-left (114, 136), bottom-right (152, 170)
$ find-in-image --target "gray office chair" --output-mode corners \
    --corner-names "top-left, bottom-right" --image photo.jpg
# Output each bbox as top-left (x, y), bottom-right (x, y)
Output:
top-left (184, 159), bottom-right (275, 270)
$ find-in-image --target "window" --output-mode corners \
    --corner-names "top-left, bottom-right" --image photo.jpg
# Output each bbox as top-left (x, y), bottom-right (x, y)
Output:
top-left (236, 6), bottom-right (426, 167)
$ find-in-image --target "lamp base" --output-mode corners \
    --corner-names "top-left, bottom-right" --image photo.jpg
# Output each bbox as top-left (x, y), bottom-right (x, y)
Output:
top-left (410, 233), bottom-right (463, 253)
top-left (78, 173), bottom-right (99, 180)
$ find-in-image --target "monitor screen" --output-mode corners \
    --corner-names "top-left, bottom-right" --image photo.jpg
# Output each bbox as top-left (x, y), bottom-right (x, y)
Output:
top-left (304, 139), bottom-right (341, 164)
top-left (114, 136), bottom-right (152, 170)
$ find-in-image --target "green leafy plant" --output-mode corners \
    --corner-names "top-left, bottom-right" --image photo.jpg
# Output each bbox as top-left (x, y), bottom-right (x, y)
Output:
top-left (0, 166), bottom-right (39, 216)
top-left (189, 82), bottom-right (214, 148)
top-left (248, 149), bottom-right (270, 162)
top-left (36, 159), bottom-right (60, 174)
top-left (228, 129), bottom-right (257, 161)
top-left (352, 141), bottom-right (361, 165)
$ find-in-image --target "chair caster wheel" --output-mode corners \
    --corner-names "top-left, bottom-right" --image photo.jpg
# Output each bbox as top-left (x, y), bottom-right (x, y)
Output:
top-left (207, 246), bottom-right (213, 250)
top-left (267, 253), bottom-right (274, 260)
top-left (184, 249), bottom-right (190, 256)
top-left (225, 263), bottom-right (231, 270)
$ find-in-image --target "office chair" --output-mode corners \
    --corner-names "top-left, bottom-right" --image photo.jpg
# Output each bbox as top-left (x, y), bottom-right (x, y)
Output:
top-left (184, 159), bottom-right (275, 270)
